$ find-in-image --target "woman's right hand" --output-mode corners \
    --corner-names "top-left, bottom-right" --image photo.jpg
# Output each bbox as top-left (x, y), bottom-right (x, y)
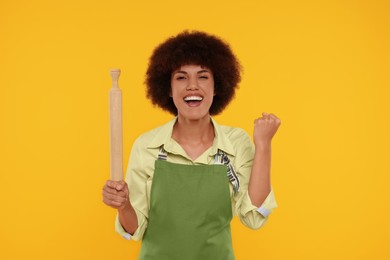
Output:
top-left (102, 180), bottom-right (130, 210)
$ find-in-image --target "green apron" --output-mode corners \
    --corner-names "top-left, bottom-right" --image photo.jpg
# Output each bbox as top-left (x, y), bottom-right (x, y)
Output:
top-left (138, 151), bottom-right (235, 260)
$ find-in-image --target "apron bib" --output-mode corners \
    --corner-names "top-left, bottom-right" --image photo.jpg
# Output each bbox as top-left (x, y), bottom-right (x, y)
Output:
top-left (138, 151), bottom-right (235, 260)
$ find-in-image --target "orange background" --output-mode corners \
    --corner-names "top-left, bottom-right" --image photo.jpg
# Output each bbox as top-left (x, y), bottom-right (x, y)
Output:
top-left (1, 0), bottom-right (389, 259)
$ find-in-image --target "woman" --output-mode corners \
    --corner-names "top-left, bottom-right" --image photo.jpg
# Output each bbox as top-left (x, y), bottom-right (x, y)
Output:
top-left (102, 31), bottom-right (281, 260)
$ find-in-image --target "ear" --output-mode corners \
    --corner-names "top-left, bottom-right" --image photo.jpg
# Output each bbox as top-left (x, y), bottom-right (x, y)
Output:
top-left (169, 88), bottom-right (172, 97)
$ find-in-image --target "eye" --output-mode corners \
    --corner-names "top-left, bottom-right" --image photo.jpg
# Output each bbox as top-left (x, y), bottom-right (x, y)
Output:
top-left (175, 76), bottom-right (186, 80)
top-left (199, 75), bottom-right (209, 79)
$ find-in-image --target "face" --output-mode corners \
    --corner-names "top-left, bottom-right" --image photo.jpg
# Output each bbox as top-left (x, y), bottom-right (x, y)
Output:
top-left (170, 64), bottom-right (215, 121)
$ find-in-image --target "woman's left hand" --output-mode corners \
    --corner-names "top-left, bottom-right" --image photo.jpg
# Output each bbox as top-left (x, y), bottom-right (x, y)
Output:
top-left (253, 112), bottom-right (281, 146)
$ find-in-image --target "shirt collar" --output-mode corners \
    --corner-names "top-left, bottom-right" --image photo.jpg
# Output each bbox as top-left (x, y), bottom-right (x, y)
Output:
top-left (147, 117), bottom-right (236, 157)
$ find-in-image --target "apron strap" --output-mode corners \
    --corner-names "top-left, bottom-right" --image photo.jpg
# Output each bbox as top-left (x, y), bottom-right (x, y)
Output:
top-left (158, 146), bottom-right (168, 161)
top-left (215, 149), bottom-right (240, 194)
top-left (157, 146), bottom-right (240, 194)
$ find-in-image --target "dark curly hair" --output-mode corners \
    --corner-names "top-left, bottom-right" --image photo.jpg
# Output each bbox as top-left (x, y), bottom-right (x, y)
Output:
top-left (145, 30), bottom-right (242, 115)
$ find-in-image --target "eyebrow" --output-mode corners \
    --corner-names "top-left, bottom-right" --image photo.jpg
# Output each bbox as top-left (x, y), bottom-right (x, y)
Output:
top-left (174, 69), bottom-right (210, 74)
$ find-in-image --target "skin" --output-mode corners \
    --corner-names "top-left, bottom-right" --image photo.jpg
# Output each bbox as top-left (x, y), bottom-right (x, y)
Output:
top-left (249, 112), bottom-right (281, 206)
top-left (102, 64), bottom-right (281, 234)
top-left (170, 65), bottom-right (215, 160)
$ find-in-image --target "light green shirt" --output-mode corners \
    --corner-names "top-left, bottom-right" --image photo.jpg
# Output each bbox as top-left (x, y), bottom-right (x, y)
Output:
top-left (116, 117), bottom-right (277, 241)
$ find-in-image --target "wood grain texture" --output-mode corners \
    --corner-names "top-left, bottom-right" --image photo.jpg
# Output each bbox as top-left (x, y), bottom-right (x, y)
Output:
top-left (109, 69), bottom-right (123, 181)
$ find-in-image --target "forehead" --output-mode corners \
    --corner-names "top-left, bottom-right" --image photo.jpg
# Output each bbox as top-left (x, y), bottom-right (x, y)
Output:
top-left (172, 64), bottom-right (212, 74)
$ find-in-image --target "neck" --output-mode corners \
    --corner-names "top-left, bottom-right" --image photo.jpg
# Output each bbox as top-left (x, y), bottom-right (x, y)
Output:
top-left (172, 114), bottom-right (214, 145)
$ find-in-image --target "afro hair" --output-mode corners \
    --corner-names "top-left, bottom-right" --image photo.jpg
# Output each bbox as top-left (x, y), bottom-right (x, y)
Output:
top-left (146, 30), bottom-right (242, 115)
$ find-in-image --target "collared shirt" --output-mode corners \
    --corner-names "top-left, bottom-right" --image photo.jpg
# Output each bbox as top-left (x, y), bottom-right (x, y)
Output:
top-left (116, 117), bottom-right (277, 241)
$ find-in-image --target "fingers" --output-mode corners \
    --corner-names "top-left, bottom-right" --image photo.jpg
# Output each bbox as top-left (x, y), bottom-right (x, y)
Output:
top-left (102, 182), bottom-right (129, 209)
top-left (255, 112), bottom-right (281, 125)
top-left (115, 180), bottom-right (127, 191)
top-left (253, 112), bottom-right (281, 144)
top-left (106, 180), bottom-right (128, 191)
top-left (102, 195), bottom-right (125, 208)
top-left (267, 113), bottom-right (281, 124)
top-left (103, 184), bottom-right (127, 197)
top-left (102, 189), bottom-right (128, 205)
top-left (103, 180), bottom-right (129, 207)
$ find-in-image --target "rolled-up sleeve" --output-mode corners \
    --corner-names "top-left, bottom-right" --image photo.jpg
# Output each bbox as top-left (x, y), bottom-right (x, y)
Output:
top-left (115, 209), bottom-right (148, 241)
top-left (235, 189), bottom-right (277, 229)
top-left (232, 129), bottom-right (277, 230)
top-left (114, 137), bottom-right (150, 241)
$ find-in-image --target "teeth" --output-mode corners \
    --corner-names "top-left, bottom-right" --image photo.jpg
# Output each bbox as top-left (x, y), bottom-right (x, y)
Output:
top-left (184, 96), bottom-right (203, 101)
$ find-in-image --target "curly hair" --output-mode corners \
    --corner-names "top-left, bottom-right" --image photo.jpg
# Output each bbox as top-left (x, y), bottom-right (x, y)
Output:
top-left (145, 30), bottom-right (242, 115)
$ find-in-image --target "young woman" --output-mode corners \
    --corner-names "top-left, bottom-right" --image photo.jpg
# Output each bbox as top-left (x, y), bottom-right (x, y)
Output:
top-left (102, 31), bottom-right (281, 260)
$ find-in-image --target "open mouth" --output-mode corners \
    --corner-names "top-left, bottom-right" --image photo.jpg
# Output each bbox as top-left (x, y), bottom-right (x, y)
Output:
top-left (184, 95), bottom-right (203, 106)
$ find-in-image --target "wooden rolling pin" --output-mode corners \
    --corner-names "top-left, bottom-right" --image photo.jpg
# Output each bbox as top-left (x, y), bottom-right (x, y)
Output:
top-left (109, 69), bottom-right (123, 181)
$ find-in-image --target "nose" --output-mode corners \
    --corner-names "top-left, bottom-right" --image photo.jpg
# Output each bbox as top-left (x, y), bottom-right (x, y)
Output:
top-left (186, 77), bottom-right (198, 91)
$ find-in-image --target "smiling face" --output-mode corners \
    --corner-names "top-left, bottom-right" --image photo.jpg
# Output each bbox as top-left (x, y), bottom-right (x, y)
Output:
top-left (170, 64), bottom-right (215, 121)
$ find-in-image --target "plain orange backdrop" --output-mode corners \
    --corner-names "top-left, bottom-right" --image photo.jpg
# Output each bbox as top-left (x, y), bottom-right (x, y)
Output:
top-left (1, 0), bottom-right (389, 259)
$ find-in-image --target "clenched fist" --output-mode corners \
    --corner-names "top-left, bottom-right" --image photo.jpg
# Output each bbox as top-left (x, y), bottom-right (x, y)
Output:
top-left (102, 180), bottom-right (130, 210)
top-left (253, 112), bottom-right (281, 146)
